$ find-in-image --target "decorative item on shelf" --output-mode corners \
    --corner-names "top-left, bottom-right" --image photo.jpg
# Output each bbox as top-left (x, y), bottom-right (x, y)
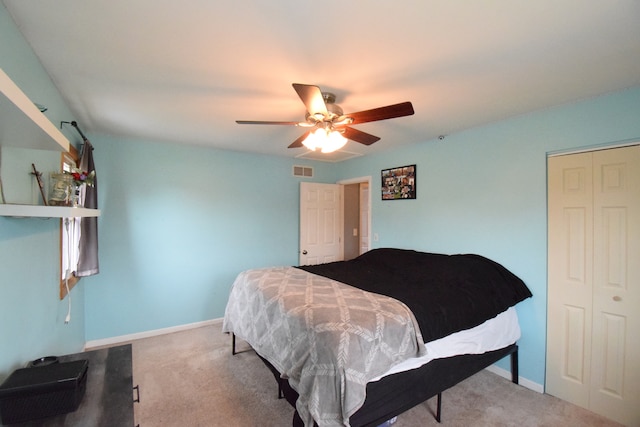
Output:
top-left (66, 168), bottom-right (95, 188)
top-left (49, 173), bottom-right (75, 206)
top-left (34, 103), bottom-right (48, 113)
top-left (30, 163), bottom-right (47, 206)
top-left (48, 168), bottom-right (95, 207)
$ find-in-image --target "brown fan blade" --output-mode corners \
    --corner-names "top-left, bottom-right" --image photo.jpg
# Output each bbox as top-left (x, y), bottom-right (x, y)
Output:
top-left (236, 120), bottom-right (299, 125)
top-left (341, 126), bottom-right (381, 146)
top-left (347, 102), bottom-right (414, 125)
top-left (292, 83), bottom-right (327, 116)
top-left (288, 130), bottom-right (311, 148)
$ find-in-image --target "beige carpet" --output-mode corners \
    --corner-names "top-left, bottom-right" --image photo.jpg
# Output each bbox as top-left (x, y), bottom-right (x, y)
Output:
top-left (123, 322), bottom-right (622, 427)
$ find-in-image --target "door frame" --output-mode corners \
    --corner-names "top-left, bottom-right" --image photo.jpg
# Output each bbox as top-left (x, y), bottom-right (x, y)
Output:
top-left (337, 175), bottom-right (372, 255)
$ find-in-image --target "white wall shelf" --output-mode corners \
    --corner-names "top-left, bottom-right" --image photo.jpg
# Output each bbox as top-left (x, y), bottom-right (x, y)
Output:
top-left (0, 68), bottom-right (93, 219)
top-left (0, 204), bottom-right (100, 218)
top-left (0, 68), bottom-right (70, 152)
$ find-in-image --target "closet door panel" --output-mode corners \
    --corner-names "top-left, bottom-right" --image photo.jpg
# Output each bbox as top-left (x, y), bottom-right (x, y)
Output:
top-left (546, 153), bottom-right (593, 407)
top-left (590, 145), bottom-right (640, 426)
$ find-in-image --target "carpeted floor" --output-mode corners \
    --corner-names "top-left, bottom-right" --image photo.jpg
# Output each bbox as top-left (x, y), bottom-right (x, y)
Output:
top-left (123, 322), bottom-right (622, 427)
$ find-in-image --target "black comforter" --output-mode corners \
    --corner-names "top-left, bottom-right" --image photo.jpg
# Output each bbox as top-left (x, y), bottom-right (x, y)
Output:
top-left (298, 248), bottom-right (532, 343)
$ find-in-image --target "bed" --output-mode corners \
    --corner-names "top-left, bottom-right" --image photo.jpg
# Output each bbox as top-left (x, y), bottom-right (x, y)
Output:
top-left (222, 248), bottom-right (532, 426)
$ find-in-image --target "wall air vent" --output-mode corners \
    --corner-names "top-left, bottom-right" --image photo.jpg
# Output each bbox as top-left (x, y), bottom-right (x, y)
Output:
top-left (293, 165), bottom-right (313, 178)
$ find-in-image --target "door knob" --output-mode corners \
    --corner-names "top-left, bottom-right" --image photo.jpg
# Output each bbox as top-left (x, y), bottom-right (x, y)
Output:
top-left (302, 250), bottom-right (308, 255)
top-left (613, 295), bottom-right (622, 302)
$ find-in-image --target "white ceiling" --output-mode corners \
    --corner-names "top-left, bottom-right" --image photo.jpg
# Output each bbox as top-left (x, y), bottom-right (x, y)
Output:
top-left (4, 1), bottom-right (640, 161)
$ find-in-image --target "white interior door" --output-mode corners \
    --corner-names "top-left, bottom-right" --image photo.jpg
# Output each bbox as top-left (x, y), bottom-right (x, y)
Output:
top-left (299, 182), bottom-right (343, 266)
top-left (546, 145), bottom-right (640, 426)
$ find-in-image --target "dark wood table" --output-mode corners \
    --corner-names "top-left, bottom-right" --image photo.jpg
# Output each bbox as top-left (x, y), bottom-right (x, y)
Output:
top-left (2, 344), bottom-right (136, 427)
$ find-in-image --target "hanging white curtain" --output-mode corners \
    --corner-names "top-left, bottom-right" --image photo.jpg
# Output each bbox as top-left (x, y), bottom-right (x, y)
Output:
top-left (61, 217), bottom-right (81, 280)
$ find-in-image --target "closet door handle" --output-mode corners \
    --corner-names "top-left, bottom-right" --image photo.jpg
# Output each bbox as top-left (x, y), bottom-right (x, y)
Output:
top-left (613, 295), bottom-right (622, 302)
top-left (302, 250), bottom-right (308, 255)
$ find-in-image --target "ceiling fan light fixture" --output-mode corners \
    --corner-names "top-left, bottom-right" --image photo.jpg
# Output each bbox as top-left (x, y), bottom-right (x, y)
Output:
top-left (302, 127), bottom-right (347, 153)
top-left (321, 130), bottom-right (348, 153)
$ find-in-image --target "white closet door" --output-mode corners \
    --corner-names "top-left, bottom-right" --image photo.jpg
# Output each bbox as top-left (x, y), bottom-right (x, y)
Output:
top-left (589, 145), bottom-right (640, 425)
top-left (547, 145), bottom-right (640, 426)
top-left (547, 152), bottom-right (594, 408)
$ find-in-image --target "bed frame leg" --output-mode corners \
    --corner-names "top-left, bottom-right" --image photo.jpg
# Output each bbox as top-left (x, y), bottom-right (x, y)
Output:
top-left (232, 333), bottom-right (236, 355)
top-left (510, 345), bottom-right (519, 384)
top-left (436, 392), bottom-right (442, 423)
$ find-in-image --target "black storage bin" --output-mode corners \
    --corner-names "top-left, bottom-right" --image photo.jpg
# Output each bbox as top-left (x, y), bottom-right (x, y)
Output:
top-left (0, 360), bottom-right (88, 424)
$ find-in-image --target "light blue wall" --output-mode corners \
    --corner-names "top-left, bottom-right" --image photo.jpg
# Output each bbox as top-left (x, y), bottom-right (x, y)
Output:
top-left (0, 3), bottom-right (86, 381)
top-left (82, 135), bottom-right (333, 340)
top-left (334, 86), bottom-right (640, 386)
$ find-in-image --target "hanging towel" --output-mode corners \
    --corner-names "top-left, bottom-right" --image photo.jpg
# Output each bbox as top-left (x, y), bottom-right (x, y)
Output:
top-left (76, 140), bottom-right (99, 276)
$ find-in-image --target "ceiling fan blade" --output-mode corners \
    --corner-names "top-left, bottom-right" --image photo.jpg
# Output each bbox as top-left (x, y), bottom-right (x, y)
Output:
top-left (292, 83), bottom-right (327, 116)
top-left (236, 120), bottom-right (299, 125)
top-left (288, 130), bottom-right (311, 148)
top-left (347, 102), bottom-right (414, 125)
top-left (341, 126), bottom-right (380, 146)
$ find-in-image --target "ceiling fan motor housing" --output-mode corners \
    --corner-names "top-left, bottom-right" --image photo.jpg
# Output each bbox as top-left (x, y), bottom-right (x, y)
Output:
top-left (306, 92), bottom-right (344, 123)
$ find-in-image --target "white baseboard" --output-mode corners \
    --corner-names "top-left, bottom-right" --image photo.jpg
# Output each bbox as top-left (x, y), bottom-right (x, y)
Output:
top-left (85, 318), bottom-right (223, 350)
top-left (485, 364), bottom-right (544, 393)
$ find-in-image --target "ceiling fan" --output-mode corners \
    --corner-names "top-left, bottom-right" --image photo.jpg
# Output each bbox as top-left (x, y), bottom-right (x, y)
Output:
top-left (236, 83), bottom-right (415, 152)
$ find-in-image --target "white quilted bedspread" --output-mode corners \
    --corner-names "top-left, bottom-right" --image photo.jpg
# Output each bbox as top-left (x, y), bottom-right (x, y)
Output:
top-left (222, 267), bottom-right (427, 426)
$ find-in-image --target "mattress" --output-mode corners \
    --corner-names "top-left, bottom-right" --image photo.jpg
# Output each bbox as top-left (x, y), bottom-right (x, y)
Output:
top-left (371, 306), bottom-right (520, 381)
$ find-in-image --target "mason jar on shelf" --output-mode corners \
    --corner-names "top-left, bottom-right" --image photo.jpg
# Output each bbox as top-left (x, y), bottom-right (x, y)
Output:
top-left (49, 173), bottom-right (77, 206)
